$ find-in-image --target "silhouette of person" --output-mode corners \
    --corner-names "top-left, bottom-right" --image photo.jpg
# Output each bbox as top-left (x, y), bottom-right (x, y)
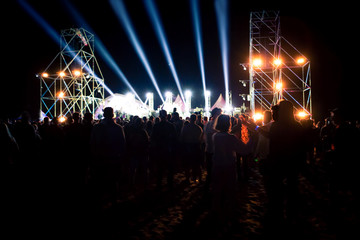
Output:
top-left (211, 114), bottom-right (251, 227)
top-left (90, 107), bottom-right (126, 206)
top-left (150, 109), bottom-right (177, 189)
top-left (180, 114), bottom-right (203, 183)
top-left (266, 100), bottom-right (306, 225)
top-left (204, 108), bottom-right (222, 186)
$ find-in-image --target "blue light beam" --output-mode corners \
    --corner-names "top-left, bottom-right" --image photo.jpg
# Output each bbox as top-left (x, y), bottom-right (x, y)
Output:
top-left (215, 0), bottom-right (229, 106)
top-left (190, 0), bottom-right (207, 104)
top-left (109, 0), bottom-right (165, 103)
top-left (18, 0), bottom-right (114, 96)
top-left (144, 0), bottom-right (185, 103)
top-left (63, 0), bottom-right (145, 103)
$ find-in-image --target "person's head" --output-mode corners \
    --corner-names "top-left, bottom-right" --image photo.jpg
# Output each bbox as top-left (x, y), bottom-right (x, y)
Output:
top-left (83, 112), bottom-right (93, 124)
top-left (103, 107), bottom-right (114, 119)
top-left (21, 111), bottom-right (31, 124)
top-left (43, 117), bottom-right (50, 125)
top-left (278, 100), bottom-right (295, 122)
top-left (190, 114), bottom-right (197, 123)
top-left (263, 110), bottom-right (272, 124)
top-left (211, 108), bottom-right (222, 119)
top-left (134, 117), bottom-right (144, 129)
top-left (215, 114), bottom-right (231, 132)
top-left (171, 111), bottom-right (180, 121)
top-left (72, 112), bottom-right (81, 123)
top-left (271, 104), bottom-right (279, 121)
top-left (159, 109), bottom-right (167, 120)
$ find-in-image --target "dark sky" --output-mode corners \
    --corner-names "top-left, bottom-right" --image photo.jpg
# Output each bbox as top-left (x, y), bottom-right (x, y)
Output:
top-left (2, 0), bottom-right (359, 121)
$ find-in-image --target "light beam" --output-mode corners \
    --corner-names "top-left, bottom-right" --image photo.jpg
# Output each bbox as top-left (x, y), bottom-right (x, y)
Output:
top-left (144, 0), bottom-right (185, 103)
top-left (109, 0), bottom-right (165, 103)
top-left (215, 0), bottom-right (230, 108)
top-left (190, 0), bottom-right (208, 108)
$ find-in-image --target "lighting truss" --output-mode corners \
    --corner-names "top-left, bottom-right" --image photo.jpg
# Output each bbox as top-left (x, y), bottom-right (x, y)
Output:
top-left (246, 11), bottom-right (312, 116)
top-left (38, 28), bottom-right (105, 119)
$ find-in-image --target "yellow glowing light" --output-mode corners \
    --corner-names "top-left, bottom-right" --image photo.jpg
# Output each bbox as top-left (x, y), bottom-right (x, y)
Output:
top-left (58, 91), bottom-right (65, 99)
top-left (73, 70), bottom-right (81, 76)
top-left (252, 58), bottom-right (263, 68)
top-left (59, 72), bottom-right (66, 77)
top-left (42, 72), bottom-right (49, 78)
top-left (297, 111), bottom-right (308, 119)
top-left (296, 57), bottom-right (306, 65)
top-left (274, 82), bottom-right (283, 91)
top-left (59, 116), bottom-right (66, 123)
top-left (253, 112), bottom-right (264, 122)
top-left (273, 58), bottom-right (282, 66)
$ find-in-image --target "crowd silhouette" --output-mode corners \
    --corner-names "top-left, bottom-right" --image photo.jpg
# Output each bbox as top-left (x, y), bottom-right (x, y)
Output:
top-left (1, 100), bottom-right (359, 238)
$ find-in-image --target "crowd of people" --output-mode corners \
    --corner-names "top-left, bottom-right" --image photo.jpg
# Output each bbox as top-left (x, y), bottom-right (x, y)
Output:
top-left (1, 100), bottom-right (359, 235)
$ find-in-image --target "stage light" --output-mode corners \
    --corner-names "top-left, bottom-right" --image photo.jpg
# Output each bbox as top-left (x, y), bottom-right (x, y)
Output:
top-left (59, 72), bottom-right (66, 77)
top-left (58, 91), bottom-right (65, 98)
top-left (252, 58), bottom-right (262, 68)
top-left (273, 58), bottom-right (282, 66)
top-left (296, 57), bottom-right (306, 65)
top-left (42, 73), bottom-right (49, 78)
top-left (146, 92), bottom-right (153, 98)
top-left (274, 82), bottom-right (283, 91)
top-left (165, 91), bottom-right (173, 98)
top-left (205, 90), bottom-right (211, 97)
top-left (297, 111), bottom-right (308, 119)
top-left (73, 70), bottom-right (81, 77)
top-left (253, 112), bottom-right (264, 122)
top-left (185, 90), bottom-right (192, 98)
top-left (59, 116), bottom-right (66, 123)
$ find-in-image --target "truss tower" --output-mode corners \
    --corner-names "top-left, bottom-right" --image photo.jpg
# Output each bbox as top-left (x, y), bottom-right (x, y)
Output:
top-left (248, 11), bottom-right (312, 117)
top-left (38, 28), bottom-right (105, 119)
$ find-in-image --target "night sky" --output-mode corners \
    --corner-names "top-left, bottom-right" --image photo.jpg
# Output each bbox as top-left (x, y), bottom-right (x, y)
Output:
top-left (2, 0), bottom-right (359, 121)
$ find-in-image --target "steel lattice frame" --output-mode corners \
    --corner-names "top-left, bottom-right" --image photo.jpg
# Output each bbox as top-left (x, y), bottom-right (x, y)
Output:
top-left (39, 28), bottom-right (105, 119)
top-left (248, 11), bottom-right (312, 116)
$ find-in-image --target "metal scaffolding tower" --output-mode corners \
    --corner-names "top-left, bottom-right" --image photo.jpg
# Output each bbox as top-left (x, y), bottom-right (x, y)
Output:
top-left (246, 11), bottom-right (312, 117)
top-left (38, 28), bottom-right (105, 119)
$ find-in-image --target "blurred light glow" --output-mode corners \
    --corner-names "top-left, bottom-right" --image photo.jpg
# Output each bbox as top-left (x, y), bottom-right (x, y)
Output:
top-left (42, 72), bottom-right (49, 78)
top-left (58, 91), bottom-right (65, 98)
top-left (165, 91), bottom-right (173, 98)
top-left (273, 58), bottom-right (282, 66)
top-left (59, 116), bottom-right (66, 123)
top-left (296, 57), bottom-right (306, 65)
top-left (59, 72), bottom-right (66, 77)
top-left (297, 111), bottom-right (308, 119)
top-left (274, 82), bottom-right (283, 91)
top-left (252, 58), bottom-right (262, 68)
top-left (253, 112), bottom-right (264, 122)
top-left (73, 70), bottom-right (81, 76)
top-left (185, 90), bottom-right (192, 98)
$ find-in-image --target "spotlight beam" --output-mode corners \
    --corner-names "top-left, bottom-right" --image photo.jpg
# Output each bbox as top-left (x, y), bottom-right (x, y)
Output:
top-left (144, 0), bottom-right (185, 103)
top-left (215, 0), bottom-right (229, 106)
top-left (62, 0), bottom-right (147, 103)
top-left (109, 0), bottom-right (165, 103)
top-left (18, 0), bottom-right (114, 96)
top-left (190, 0), bottom-right (207, 106)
